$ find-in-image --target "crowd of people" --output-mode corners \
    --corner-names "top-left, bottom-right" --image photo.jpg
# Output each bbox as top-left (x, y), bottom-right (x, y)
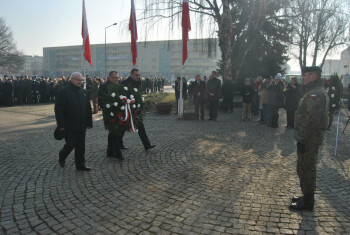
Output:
top-left (0, 75), bottom-right (165, 108)
top-left (175, 71), bottom-right (346, 130)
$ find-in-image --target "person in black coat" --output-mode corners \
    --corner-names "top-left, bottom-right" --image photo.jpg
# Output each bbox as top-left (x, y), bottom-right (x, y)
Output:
top-left (122, 68), bottom-right (156, 150)
top-left (222, 78), bottom-right (234, 113)
top-left (3, 78), bottom-right (14, 106)
top-left (284, 77), bottom-right (301, 128)
top-left (206, 71), bottom-right (221, 120)
top-left (55, 72), bottom-right (93, 171)
top-left (269, 74), bottom-right (284, 128)
top-left (174, 77), bottom-right (188, 114)
top-left (241, 78), bottom-right (254, 121)
top-left (98, 71), bottom-right (125, 160)
top-left (192, 74), bottom-right (206, 120)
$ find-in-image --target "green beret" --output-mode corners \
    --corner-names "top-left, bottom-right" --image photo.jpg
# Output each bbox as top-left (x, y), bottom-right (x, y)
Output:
top-left (302, 66), bottom-right (322, 74)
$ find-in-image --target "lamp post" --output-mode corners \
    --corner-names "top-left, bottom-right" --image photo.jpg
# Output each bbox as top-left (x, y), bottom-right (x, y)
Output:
top-left (105, 23), bottom-right (117, 78)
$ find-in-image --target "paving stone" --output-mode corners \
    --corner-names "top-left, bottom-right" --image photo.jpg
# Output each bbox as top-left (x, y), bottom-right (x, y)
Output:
top-left (0, 105), bottom-right (349, 234)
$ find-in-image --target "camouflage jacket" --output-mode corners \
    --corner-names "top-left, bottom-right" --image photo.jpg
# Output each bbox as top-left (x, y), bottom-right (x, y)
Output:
top-left (294, 79), bottom-right (329, 145)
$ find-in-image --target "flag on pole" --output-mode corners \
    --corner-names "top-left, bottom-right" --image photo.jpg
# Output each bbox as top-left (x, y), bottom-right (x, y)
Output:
top-left (182, 0), bottom-right (191, 65)
top-left (129, 0), bottom-right (138, 65)
top-left (82, 0), bottom-right (92, 66)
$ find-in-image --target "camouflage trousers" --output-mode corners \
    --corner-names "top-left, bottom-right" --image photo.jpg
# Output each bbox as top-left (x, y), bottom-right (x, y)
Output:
top-left (297, 144), bottom-right (319, 195)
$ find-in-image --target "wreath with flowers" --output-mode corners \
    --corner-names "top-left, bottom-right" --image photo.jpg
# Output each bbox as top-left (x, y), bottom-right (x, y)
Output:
top-left (102, 83), bottom-right (145, 136)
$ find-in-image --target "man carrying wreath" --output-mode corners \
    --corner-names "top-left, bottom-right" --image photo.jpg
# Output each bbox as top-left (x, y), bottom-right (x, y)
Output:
top-left (98, 71), bottom-right (124, 160)
top-left (122, 68), bottom-right (156, 151)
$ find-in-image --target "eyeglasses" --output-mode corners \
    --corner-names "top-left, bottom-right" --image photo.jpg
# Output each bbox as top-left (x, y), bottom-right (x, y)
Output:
top-left (72, 78), bottom-right (84, 82)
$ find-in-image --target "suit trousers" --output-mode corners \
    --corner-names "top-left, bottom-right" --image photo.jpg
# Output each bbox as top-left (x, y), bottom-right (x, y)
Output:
top-left (271, 105), bottom-right (280, 127)
top-left (107, 132), bottom-right (122, 157)
top-left (297, 144), bottom-right (319, 195)
top-left (120, 121), bottom-right (151, 149)
top-left (91, 97), bottom-right (98, 113)
top-left (242, 102), bottom-right (252, 120)
top-left (208, 100), bottom-right (218, 120)
top-left (195, 101), bottom-right (205, 119)
top-left (286, 108), bottom-right (296, 127)
top-left (136, 122), bottom-right (151, 148)
top-left (59, 130), bottom-right (86, 167)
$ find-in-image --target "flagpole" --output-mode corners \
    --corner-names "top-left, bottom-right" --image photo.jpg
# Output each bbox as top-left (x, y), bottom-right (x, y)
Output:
top-left (335, 108), bottom-right (341, 156)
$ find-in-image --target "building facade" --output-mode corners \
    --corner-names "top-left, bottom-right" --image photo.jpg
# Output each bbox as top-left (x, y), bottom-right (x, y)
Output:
top-left (21, 55), bottom-right (43, 75)
top-left (43, 38), bottom-right (220, 79)
top-left (322, 47), bottom-right (350, 87)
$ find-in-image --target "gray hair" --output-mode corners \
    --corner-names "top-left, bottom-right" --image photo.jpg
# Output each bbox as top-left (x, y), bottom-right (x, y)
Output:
top-left (70, 72), bottom-right (83, 80)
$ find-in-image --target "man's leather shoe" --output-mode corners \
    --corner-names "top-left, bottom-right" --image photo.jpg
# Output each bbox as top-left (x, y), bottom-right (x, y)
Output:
top-left (58, 157), bottom-right (65, 168)
top-left (121, 146), bottom-right (128, 150)
top-left (289, 195), bottom-right (314, 210)
top-left (291, 195), bottom-right (303, 203)
top-left (76, 166), bottom-right (92, 171)
top-left (145, 145), bottom-right (156, 150)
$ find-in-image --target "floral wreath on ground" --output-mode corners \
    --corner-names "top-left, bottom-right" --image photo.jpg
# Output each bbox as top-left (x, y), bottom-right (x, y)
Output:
top-left (102, 83), bottom-right (145, 136)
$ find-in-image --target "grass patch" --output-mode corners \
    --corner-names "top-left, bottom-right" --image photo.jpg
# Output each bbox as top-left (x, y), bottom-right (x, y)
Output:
top-left (143, 93), bottom-right (175, 112)
top-left (143, 92), bottom-right (194, 112)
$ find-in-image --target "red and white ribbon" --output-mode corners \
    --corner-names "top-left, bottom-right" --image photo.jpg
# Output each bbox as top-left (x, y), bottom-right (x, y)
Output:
top-left (120, 102), bottom-right (138, 133)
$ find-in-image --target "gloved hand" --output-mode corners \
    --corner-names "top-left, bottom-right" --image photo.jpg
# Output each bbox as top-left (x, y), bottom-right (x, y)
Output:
top-left (297, 142), bottom-right (306, 153)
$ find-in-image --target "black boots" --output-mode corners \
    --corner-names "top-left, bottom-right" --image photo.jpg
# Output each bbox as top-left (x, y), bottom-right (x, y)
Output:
top-left (290, 194), bottom-right (314, 210)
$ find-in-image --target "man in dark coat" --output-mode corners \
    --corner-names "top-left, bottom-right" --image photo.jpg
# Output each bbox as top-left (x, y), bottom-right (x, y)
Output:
top-left (222, 78), bottom-right (234, 113)
top-left (3, 78), bottom-right (14, 106)
top-left (269, 73), bottom-right (284, 128)
top-left (122, 68), bottom-right (156, 150)
top-left (55, 72), bottom-right (93, 171)
top-left (174, 77), bottom-right (187, 114)
top-left (206, 71), bottom-right (221, 121)
top-left (192, 74), bottom-right (206, 120)
top-left (284, 77), bottom-right (301, 128)
top-left (98, 71), bottom-right (124, 160)
top-left (241, 78), bottom-right (255, 121)
top-left (23, 75), bottom-right (32, 104)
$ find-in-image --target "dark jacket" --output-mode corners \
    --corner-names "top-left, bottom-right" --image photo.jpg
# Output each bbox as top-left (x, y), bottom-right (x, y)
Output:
top-left (206, 77), bottom-right (221, 101)
top-left (122, 76), bottom-right (141, 88)
top-left (175, 79), bottom-right (188, 99)
top-left (284, 83), bottom-right (301, 110)
top-left (98, 80), bottom-right (111, 108)
top-left (295, 79), bottom-right (328, 145)
top-left (241, 84), bottom-right (254, 103)
top-left (55, 82), bottom-right (92, 132)
top-left (269, 81), bottom-right (284, 107)
top-left (192, 80), bottom-right (206, 103)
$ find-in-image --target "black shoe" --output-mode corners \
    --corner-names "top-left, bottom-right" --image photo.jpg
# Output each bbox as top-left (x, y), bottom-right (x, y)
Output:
top-left (121, 146), bottom-right (128, 150)
top-left (76, 166), bottom-right (92, 171)
top-left (291, 195), bottom-right (303, 203)
top-left (289, 195), bottom-right (314, 210)
top-left (58, 157), bottom-right (65, 168)
top-left (201, 118), bottom-right (205, 121)
top-left (145, 145), bottom-right (156, 150)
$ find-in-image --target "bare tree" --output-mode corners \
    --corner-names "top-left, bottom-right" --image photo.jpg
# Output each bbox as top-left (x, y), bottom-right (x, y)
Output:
top-left (288, 0), bottom-right (350, 71)
top-left (0, 18), bottom-right (24, 74)
top-left (141, 0), bottom-right (289, 81)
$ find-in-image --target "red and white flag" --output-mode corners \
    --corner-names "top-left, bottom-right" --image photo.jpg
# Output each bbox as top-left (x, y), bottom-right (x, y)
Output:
top-left (129, 0), bottom-right (138, 65)
top-left (82, 0), bottom-right (92, 66)
top-left (182, 0), bottom-right (191, 65)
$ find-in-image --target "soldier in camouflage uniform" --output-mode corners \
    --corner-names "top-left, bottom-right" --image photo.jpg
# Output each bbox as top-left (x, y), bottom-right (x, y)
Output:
top-left (290, 66), bottom-right (329, 211)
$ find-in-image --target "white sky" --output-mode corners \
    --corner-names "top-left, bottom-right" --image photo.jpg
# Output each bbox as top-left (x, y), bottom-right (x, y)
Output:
top-left (0, 0), bottom-right (346, 72)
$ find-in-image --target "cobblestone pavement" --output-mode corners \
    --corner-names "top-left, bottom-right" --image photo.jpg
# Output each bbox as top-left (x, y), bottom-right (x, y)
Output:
top-left (0, 104), bottom-right (349, 235)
